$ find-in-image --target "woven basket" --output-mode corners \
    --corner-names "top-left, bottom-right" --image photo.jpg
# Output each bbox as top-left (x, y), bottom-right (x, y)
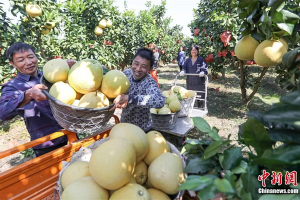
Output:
top-left (56, 137), bottom-right (186, 199)
top-left (151, 112), bottom-right (178, 130)
top-left (177, 97), bottom-right (196, 118)
top-left (41, 76), bottom-right (115, 134)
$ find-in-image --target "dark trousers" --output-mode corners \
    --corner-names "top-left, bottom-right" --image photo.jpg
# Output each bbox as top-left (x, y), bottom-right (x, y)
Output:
top-left (33, 141), bottom-right (68, 157)
top-left (179, 65), bottom-right (183, 71)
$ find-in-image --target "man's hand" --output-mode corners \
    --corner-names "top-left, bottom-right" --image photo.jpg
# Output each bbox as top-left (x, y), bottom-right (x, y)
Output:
top-left (66, 59), bottom-right (76, 68)
top-left (179, 71), bottom-right (185, 76)
top-left (199, 71), bottom-right (205, 77)
top-left (27, 84), bottom-right (48, 102)
top-left (109, 94), bottom-right (129, 111)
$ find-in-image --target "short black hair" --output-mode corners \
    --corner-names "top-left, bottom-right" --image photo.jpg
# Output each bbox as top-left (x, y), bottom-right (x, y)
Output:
top-left (6, 42), bottom-right (36, 62)
top-left (133, 47), bottom-right (154, 67)
top-left (192, 45), bottom-right (199, 56)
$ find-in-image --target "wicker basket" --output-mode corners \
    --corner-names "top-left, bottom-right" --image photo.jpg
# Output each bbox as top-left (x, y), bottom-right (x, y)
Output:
top-left (151, 112), bottom-right (178, 130)
top-left (41, 76), bottom-right (115, 134)
top-left (177, 97), bottom-right (196, 118)
top-left (56, 137), bottom-right (186, 199)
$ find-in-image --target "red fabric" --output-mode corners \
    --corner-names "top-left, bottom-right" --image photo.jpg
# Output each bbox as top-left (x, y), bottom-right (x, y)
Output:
top-left (150, 70), bottom-right (159, 88)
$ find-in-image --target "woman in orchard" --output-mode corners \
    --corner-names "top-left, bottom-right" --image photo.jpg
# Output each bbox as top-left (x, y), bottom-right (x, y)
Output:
top-left (110, 47), bottom-right (165, 132)
top-left (177, 46), bottom-right (186, 71)
top-left (179, 45), bottom-right (208, 108)
top-left (0, 42), bottom-right (75, 157)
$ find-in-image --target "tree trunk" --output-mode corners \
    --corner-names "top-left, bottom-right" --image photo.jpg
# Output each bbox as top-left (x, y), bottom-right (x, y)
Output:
top-left (221, 67), bottom-right (226, 79)
top-left (239, 60), bottom-right (247, 103)
top-left (246, 67), bottom-right (269, 105)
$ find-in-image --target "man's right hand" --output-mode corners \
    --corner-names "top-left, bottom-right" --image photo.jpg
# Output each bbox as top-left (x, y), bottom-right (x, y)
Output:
top-left (109, 94), bottom-right (129, 111)
top-left (27, 84), bottom-right (48, 102)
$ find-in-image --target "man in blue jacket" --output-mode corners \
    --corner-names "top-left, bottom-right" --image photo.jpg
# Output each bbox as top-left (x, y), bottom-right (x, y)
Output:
top-left (177, 46), bottom-right (186, 71)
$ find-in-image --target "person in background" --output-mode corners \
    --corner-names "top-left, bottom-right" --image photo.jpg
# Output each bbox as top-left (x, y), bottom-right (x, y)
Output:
top-left (151, 46), bottom-right (160, 87)
top-left (179, 45), bottom-right (208, 108)
top-left (111, 47), bottom-right (164, 132)
top-left (177, 46), bottom-right (186, 71)
top-left (0, 42), bottom-right (75, 157)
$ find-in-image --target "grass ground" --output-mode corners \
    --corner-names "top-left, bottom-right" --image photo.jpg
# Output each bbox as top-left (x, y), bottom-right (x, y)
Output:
top-left (0, 63), bottom-right (286, 171)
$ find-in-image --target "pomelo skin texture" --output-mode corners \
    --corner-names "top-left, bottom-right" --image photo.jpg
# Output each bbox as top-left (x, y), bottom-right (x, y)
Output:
top-left (235, 35), bottom-right (259, 60)
top-left (78, 91), bottom-right (110, 108)
top-left (254, 40), bottom-right (287, 67)
top-left (147, 188), bottom-right (171, 200)
top-left (61, 161), bottom-right (90, 189)
top-left (43, 58), bottom-right (69, 83)
top-left (89, 137), bottom-right (136, 190)
top-left (49, 81), bottom-right (76, 105)
top-left (100, 70), bottom-right (130, 99)
top-left (68, 59), bottom-right (103, 94)
top-left (109, 183), bottom-right (151, 200)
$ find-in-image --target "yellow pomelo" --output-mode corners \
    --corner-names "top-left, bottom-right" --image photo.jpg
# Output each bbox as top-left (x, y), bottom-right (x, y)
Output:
top-left (173, 86), bottom-right (182, 93)
top-left (143, 131), bottom-right (170, 165)
top-left (26, 4), bottom-right (42, 18)
top-left (169, 100), bottom-right (181, 112)
top-left (45, 22), bottom-right (55, 29)
top-left (235, 35), bottom-right (259, 60)
top-left (147, 188), bottom-right (171, 200)
top-left (94, 26), bottom-right (103, 36)
top-left (109, 184), bottom-right (151, 200)
top-left (158, 107), bottom-right (171, 114)
top-left (72, 99), bottom-right (80, 106)
top-left (89, 138), bottom-right (136, 190)
top-left (133, 161), bottom-right (148, 185)
top-left (279, 38), bottom-right (288, 50)
top-left (185, 90), bottom-right (196, 98)
top-left (68, 59), bottom-right (103, 94)
top-left (148, 152), bottom-right (185, 195)
top-left (163, 104), bottom-right (169, 108)
top-left (99, 19), bottom-right (107, 28)
top-left (49, 81), bottom-right (76, 105)
top-left (41, 26), bottom-right (50, 35)
top-left (150, 108), bottom-right (157, 114)
top-left (166, 93), bottom-right (178, 104)
top-left (109, 123), bottom-right (149, 163)
top-left (78, 91), bottom-right (110, 108)
top-left (61, 161), bottom-right (90, 189)
top-left (106, 19), bottom-right (113, 27)
top-left (254, 40), bottom-right (287, 67)
top-left (162, 90), bottom-right (170, 98)
top-left (43, 58), bottom-right (69, 83)
top-left (129, 175), bottom-right (137, 183)
top-left (179, 87), bottom-right (187, 96)
top-left (100, 70), bottom-right (130, 99)
top-left (61, 176), bottom-right (108, 200)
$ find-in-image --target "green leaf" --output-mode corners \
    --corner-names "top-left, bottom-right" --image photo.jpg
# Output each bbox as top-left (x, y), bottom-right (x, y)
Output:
top-left (277, 23), bottom-right (295, 35)
top-left (241, 118), bottom-right (272, 156)
top-left (214, 178), bottom-right (235, 193)
top-left (241, 170), bottom-right (261, 200)
top-left (185, 156), bottom-right (214, 174)
top-left (179, 175), bottom-right (214, 191)
top-left (269, 129), bottom-right (300, 144)
top-left (264, 105), bottom-right (300, 125)
top-left (259, 194), bottom-right (300, 200)
top-left (232, 160), bottom-right (248, 174)
top-left (222, 147), bottom-right (243, 170)
top-left (269, 0), bottom-right (285, 17)
top-left (192, 117), bottom-right (211, 133)
top-left (197, 184), bottom-right (217, 200)
top-left (238, 0), bottom-right (255, 8)
top-left (282, 47), bottom-right (300, 70)
top-left (203, 141), bottom-right (223, 160)
top-left (208, 127), bottom-right (222, 141)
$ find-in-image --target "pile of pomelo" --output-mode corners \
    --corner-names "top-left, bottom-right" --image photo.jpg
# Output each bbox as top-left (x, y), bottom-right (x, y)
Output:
top-left (151, 85), bottom-right (196, 114)
top-left (234, 35), bottom-right (288, 67)
top-left (43, 58), bottom-right (130, 108)
top-left (60, 123), bottom-right (185, 200)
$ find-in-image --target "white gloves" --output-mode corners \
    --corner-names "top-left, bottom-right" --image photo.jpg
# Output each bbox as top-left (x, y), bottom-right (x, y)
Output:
top-left (179, 71), bottom-right (185, 76)
top-left (199, 71), bottom-right (205, 77)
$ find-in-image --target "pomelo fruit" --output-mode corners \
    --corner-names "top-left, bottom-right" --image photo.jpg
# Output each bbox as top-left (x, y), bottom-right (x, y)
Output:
top-left (150, 108), bottom-right (157, 114)
top-left (109, 123), bottom-right (149, 163)
top-left (61, 161), bottom-right (90, 189)
top-left (162, 90), bottom-right (170, 98)
top-left (68, 59), bottom-right (103, 94)
top-left (100, 70), bottom-right (130, 99)
top-left (49, 81), bottom-right (76, 105)
top-left (235, 35), bottom-right (259, 60)
top-left (148, 152), bottom-right (185, 194)
top-left (158, 107), bottom-right (171, 114)
top-left (166, 93), bottom-right (178, 104)
top-left (147, 188), bottom-right (171, 200)
top-left (89, 138), bottom-right (136, 190)
top-left (169, 100), bottom-right (181, 112)
top-left (61, 176), bottom-right (108, 200)
top-left (185, 90), bottom-right (196, 98)
top-left (109, 184), bottom-right (151, 200)
top-left (133, 161), bottom-right (148, 185)
top-left (94, 26), bottom-right (103, 36)
top-left (43, 58), bottom-right (69, 83)
top-left (99, 19), bottom-right (107, 28)
top-left (26, 4), bottom-right (42, 18)
top-left (78, 91), bottom-right (110, 108)
top-left (143, 131), bottom-right (170, 165)
top-left (254, 39), bottom-right (287, 67)
top-left (106, 19), bottom-right (113, 27)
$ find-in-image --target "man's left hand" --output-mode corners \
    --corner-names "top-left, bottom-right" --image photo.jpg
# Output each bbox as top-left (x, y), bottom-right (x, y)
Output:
top-left (199, 71), bottom-right (205, 77)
